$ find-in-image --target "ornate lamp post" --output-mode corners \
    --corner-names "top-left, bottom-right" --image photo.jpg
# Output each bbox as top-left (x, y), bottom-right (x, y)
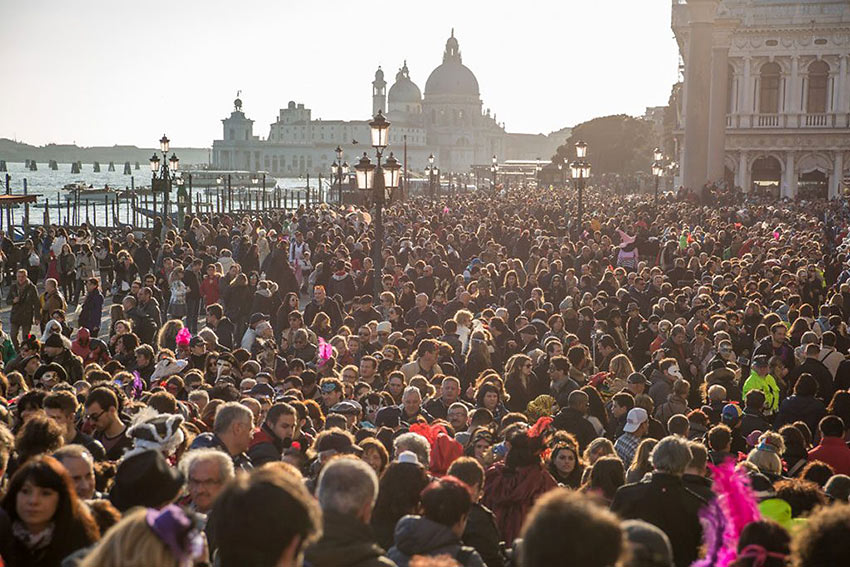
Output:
top-left (570, 140), bottom-right (591, 233)
top-left (354, 111), bottom-right (401, 300)
top-left (149, 134), bottom-right (179, 222)
top-left (651, 147), bottom-right (665, 211)
top-left (331, 146), bottom-right (349, 205)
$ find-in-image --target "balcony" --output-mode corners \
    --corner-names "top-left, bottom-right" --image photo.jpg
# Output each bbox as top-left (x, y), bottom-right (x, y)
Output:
top-left (722, 112), bottom-right (849, 130)
top-left (803, 113), bottom-right (832, 127)
top-left (756, 114), bottom-right (782, 128)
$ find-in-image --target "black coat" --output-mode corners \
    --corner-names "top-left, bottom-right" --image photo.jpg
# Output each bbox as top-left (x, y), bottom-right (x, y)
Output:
top-left (611, 473), bottom-right (706, 567)
top-left (552, 407), bottom-right (598, 452)
top-left (786, 358), bottom-right (834, 403)
top-left (774, 394), bottom-right (826, 434)
top-left (304, 511), bottom-right (395, 567)
top-left (462, 503), bottom-right (504, 567)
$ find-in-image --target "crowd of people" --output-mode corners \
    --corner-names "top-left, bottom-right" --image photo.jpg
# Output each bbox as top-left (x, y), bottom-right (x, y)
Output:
top-left (1, 183), bottom-right (850, 567)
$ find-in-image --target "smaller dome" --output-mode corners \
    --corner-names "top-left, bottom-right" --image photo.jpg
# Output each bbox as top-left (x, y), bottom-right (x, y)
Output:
top-left (388, 61), bottom-right (422, 104)
top-left (234, 98), bottom-right (242, 110)
top-left (375, 67), bottom-right (384, 81)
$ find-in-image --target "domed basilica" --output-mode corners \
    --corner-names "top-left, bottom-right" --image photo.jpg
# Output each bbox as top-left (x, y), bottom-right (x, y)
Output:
top-left (212, 32), bottom-right (567, 176)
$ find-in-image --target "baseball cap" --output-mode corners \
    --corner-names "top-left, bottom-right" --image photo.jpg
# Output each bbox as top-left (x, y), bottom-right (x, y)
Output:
top-left (627, 372), bottom-right (648, 386)
top-left (249, 312), bottom-right (270, 326)
top-left (329, 400), bottom-right (362, 416)
top-left (721, 403), bottom-right (743, 424)
top-left (752, 354), bottom-right (769, 367)
top-left (623, 407), bottom-right (648, 433)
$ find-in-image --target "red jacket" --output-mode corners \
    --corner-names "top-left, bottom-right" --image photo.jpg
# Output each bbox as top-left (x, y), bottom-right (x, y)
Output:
top-left (808, 437), bottom-right (850, 475)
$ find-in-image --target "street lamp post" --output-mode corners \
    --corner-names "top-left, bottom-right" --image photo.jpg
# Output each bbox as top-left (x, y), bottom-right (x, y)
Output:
top-left (651, 147), bottom-right (664, 211)
top-left (569, 141), bottom-right (591, 234)
top-left (355, 111), bottom-right (401, 301)
top-left (331, 146), bottom-right (349, 205)
top-left (425, 153), bottom-right (439, 201)
top-left (149, 134), bottom-right (179, 224)
top-left (491, 155), bottom-right (498, 196)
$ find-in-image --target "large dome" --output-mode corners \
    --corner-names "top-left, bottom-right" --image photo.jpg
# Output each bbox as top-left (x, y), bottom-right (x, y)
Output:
top-left (424, 31), bottom-right (480, 98)
top-left (388, 61), bottom-right (422, 103)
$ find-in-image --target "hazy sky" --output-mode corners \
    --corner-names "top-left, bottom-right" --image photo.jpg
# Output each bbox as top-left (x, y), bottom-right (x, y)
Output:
top-left (1, 0), bottom-right (680, 148)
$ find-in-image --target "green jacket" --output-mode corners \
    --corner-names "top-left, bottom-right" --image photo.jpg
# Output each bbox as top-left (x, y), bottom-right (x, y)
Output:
top-left (743, 370), bottom-right (780, 413)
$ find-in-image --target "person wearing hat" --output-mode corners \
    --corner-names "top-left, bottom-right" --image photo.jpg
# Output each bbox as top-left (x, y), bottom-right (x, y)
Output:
top-left (353, 294), bottom-right (382, 328)
top-left (719, 403), bottom-right (748, 455)
top-left (743, 355), bottom-right (780, 416)
top-left (32, 361), bottom-right (68, 389)
top-left (328, 400), bottom-right (362, 430)
top-left (42, 331), bottom-right (84, 384)
top-left (109, 449), bottom-right (185, 512)
top-left (615, 407), bottom-right (649, 467)
top-left (241, 312), bottom-right (271, 351)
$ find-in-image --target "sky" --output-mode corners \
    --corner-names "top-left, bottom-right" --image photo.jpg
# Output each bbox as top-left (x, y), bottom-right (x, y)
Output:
top-left (0, 0), bottom-right (681, 148)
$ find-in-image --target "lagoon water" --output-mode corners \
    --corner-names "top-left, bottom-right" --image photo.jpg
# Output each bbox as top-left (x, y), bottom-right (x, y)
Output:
top-left (0, 162), bottom-right (320, 231)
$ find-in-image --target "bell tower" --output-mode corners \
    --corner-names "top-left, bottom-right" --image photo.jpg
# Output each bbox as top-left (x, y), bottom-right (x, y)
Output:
top-left (372, 66), bottom-right (386, 116)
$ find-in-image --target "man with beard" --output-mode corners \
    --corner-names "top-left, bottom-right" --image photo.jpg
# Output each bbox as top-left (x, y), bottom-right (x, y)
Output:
top-left (248, 402), bottom-right (299, 466)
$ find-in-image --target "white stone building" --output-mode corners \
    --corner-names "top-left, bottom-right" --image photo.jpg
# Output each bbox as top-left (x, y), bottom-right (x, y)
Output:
top-left (211, 32), bottom-right (566, 177)
top-left (672, 0), bottom-right (850, 198)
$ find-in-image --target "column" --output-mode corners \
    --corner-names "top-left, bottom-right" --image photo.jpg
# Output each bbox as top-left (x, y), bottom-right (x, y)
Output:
top-left (682, 0), bottom-right (719, 193)
top-left (740, 57), bottom-right (752, 127)
top-left (830, 151), bottom-right (844, 200)
top-left (789, 56), bottom-right (800, 119)
top-left (707, 19), bottom-right (738, 182)
top-left (783, 152), bottom-right (797, 199)
top-left (838, 56), bottom-right (848, 127)
top-left (737, 150), bottom-right (749, 192)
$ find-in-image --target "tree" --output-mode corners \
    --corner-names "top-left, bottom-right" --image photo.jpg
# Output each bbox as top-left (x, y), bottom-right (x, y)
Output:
top-left (551, 115), bottom-right (654, 176)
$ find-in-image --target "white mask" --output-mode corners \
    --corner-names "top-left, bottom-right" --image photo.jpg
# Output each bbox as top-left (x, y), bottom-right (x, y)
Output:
top-left (669, 366), bottom-right (683, 379)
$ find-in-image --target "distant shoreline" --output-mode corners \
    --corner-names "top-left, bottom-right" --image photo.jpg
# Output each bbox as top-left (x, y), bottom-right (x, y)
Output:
top-left (0, 138), bottom-right (211, 166)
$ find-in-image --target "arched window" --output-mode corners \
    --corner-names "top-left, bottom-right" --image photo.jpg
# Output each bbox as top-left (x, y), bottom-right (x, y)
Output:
top-left (759, 62), bottom-right (781, 113)
top-left (807, 60), bottom-right (829, 113)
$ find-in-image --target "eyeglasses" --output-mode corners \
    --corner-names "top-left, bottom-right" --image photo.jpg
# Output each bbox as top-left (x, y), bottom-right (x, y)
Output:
top-left (188, 476), bottom-right (223, 488)
top-left (85, 410), bottom-right (105, 422)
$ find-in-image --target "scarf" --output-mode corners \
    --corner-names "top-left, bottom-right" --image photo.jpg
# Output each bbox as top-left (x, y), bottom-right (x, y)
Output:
top-left (12, 520), bottom-right (55, 552)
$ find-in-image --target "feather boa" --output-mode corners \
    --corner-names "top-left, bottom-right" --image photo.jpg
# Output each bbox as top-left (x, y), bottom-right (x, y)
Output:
top-left (693, 460), bottom-right (761, 567)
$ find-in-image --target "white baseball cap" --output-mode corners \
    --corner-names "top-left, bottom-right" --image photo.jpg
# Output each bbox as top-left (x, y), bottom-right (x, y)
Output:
top-left (623, 407), bottom-right (648, 433)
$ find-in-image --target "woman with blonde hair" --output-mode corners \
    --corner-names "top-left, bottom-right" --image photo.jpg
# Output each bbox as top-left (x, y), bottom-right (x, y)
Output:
top-left (80, 506), bottom-right (204, 567)
top-left (606, 354), bottom-right (635, 395)
top-left (625, 438), bottom-right (658, 483)
top-left (453, 309), bottom-right (474, 354)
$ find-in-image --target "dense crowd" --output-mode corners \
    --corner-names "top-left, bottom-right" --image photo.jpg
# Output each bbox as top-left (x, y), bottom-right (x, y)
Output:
top-left (2, 184), bottom-right (850, 567)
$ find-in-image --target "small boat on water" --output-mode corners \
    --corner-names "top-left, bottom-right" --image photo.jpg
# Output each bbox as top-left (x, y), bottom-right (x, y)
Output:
top-left (62, 182), bottom-right (118, 202)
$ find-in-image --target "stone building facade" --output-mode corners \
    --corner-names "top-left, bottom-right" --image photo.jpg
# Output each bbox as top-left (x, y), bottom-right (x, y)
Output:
top-left (212, 32), bottom-right (565, 178)
top-left (673, 0), bottom-right (850, 198)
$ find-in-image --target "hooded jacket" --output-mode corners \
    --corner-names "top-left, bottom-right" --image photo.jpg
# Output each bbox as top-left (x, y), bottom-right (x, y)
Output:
top-left (304, 511), bottom-right (395, 567)
top-left (482, 462), bottom-right (557, 546)
top-left (388, 515), bottom-right (485, 567)
top-left (247, 423), bottom-right (285, 467)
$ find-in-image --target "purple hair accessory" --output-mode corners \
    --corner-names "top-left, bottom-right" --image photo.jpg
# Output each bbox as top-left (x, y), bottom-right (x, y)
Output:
top-left (132, 371), bottom-right (144, 400)
top-left (145, 505), bottom-right (203, 565)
